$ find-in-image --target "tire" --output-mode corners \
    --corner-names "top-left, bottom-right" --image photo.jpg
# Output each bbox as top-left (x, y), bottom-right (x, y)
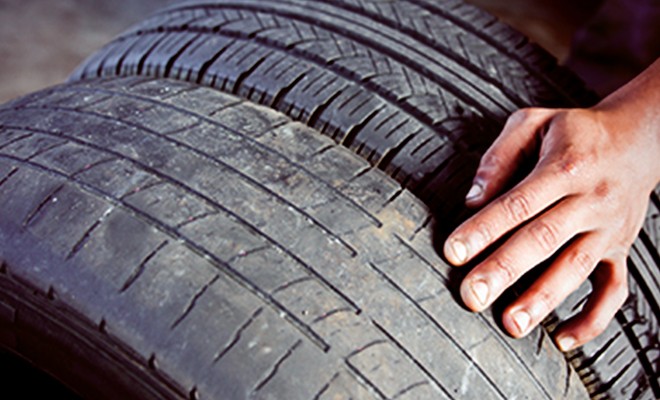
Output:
top-left (0, 77), bottom-right (590, 399)
top-left (69, 0), bottom-right (599, 217)
top-left (69, 1), bottom-right (659, 398)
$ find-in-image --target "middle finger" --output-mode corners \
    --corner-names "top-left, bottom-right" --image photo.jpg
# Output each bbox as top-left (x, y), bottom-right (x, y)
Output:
top-left (445, 167), bottom-right (574, 266)
top-left (460, 195), bottom-right (596, 311)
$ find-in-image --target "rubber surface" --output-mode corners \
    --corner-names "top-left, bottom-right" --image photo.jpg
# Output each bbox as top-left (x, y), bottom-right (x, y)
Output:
top-left (0, 76), bottom-right (591, 399)
top-left (70, 0), bottom-right (597, 220)
top-left (68, 1), bottom-right (659, 398)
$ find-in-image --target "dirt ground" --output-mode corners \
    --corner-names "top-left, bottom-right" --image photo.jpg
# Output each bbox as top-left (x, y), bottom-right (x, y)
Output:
top-left (0, 0), bottom-right (593, 104)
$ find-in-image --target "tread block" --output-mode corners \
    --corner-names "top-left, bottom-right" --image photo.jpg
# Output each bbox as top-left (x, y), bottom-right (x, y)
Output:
top-left (0, 76), bottom-right (605, 399)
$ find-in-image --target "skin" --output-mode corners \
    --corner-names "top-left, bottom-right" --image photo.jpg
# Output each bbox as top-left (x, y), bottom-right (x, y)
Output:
top-left (444, 58), bottom-right (660, 352)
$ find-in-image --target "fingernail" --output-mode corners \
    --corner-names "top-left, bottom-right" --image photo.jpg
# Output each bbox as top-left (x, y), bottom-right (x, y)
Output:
top-left (512, 310), bottom-right (531, 334)
top-left (447, 239), bottom-right (468, 264)
top-left (557, 335), bottom-right (576, 352)
top-left (471, 280), bottom-right (489, 306)
top-left (466, 182), bottom-right (484, 201)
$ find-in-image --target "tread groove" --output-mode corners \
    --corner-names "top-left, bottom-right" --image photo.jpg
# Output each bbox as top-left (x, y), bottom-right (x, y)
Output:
top-left (150, 2), bottom-right (512, 114)
top-left (475, 313), bottom-right (554, 400)
top-left (344, 358), bottom-right (388, 400)
top-left (164, 33), bottom-right (202, 77)
top-left (270, 71), bottom-right (307, 109)
top-left (391, 380), bottom-right (429, 399)
top-left (310, 307), bottom-right (356, 324)
top-left (15, 85), bottom-right (384, 228)
top-left (231, 54), bottom-right (268, 94)
top-left (312, 372), bottom-right (340, 400)
top-left (195, 39), bottom-right (235, 84)
top-left (85, 22), bottom-right (467, 157)
top-left (368, 262), bottom-right (509, 399)
top-left (16, 104), bottom-right (364, 258)
top-left (171, 274), bottom-right (219, 329)
top-left (0, 132), bottom-right (34, 152)
top-left (393, 235), bottom-right (448, 283)
top-left (66, 219), bottom-right (104, 260)
top-left (371, 319), bottom-right (454, 399)
top-left (0, 152), bottom-right (332, 352)
top-left (71, 157), bottom-right (118, 177)
top-left (401, 0), bottom-right (587, 104)
top-left (253, 339), bottom-right (303, 393)
top-left (120, 240), bottom-right (170, 292)
top-left (306, 89), bottom-right (344, 129)
top-left (136, 34), bottom-right (167, 75)
top-left (213, 307), bottom-right (264, 363)
top-left (340, 106), bottom-right (384, 148)
top-left (0, 167), bottom-right (19, 189)
top-left (22, 184), bottom-right (65, 227)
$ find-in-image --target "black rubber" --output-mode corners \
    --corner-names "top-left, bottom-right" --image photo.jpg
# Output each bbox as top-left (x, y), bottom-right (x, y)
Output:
top-left (68, 1), bottom-right (659, 398)
top-left (69, 0), bottom-right (599, 220)
top-left (0, 77), bottom-right (590, 399)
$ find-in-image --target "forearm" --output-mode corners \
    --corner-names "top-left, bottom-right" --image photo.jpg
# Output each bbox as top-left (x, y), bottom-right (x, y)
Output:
top-left (596, 58), bottom-right (660, 115)
top-left (592, 58), bottom-right (660, 189)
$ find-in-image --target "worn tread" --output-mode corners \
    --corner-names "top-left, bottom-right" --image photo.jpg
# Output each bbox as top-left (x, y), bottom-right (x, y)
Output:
top-left (0, 77), bottom-right (590, 399)
top-left (26, 0), bottom-right (660, 396)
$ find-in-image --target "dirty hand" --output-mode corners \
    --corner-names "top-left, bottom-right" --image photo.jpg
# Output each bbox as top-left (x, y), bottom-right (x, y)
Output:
top-left (444, 59), bottom-right (660, 351)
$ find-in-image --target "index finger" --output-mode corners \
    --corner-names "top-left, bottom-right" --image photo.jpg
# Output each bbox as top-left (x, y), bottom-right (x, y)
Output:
top-left (444, 167), bottom-right (572, 265)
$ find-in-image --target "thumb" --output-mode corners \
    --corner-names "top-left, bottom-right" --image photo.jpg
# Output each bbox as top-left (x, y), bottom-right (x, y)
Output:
top-left (466, 108), bottom-right (558, 207)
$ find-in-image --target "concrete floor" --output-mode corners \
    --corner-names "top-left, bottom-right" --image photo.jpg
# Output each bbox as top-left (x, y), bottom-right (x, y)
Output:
top-left (0, 0), bottom-right (594, 104)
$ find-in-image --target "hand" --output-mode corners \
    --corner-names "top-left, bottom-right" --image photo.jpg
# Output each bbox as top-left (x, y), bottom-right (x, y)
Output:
top-left (443, 60), bottom-right (660, 351)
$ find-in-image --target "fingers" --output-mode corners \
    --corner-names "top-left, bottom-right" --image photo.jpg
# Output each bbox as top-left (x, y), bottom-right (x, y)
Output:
top-left (459, 196), bottom-right (595, 312)
top-left (466, 108), bottom-right (557, 207)
top-left (445, 166), bottom-right (573, 266)
top-left (500, 233), bottom-right (607, 338)
top-left (447, 105), bottom-right (635, 350)
top-left (553, 257), bottom-right (629, 351)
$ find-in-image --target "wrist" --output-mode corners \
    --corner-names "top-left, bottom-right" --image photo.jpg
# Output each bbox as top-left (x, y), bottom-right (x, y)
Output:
top-left (591, 59), bottom-right (660, 186)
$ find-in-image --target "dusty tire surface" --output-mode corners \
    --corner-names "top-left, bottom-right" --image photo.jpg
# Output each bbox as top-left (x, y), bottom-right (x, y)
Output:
top-left (69, 1), bottom-right (659, 398)
top-left (0, 76), bottom-right (593, 399)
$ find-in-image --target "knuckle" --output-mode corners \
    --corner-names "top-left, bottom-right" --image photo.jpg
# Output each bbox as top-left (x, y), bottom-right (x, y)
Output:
top-left (509, 107), bottom-right (535, 124)
top-left (594, 180), bottom-right (611, 199)
top-left (490, 254), bottom-right (517, 284)
top-left (552, 153), bottom-right (586, 179)
top-left (530, 220), bottom-right (559, 252)
top-left (613, 278), bottom-right (630, 306)
top-left (533, 288), bottom-right (557, 317)
top-left (608, 259), bottom-right (629, 287)
top-left (475, 221), bottom-right (494, 244)
top-left (569, 250), bottom-right (595, 280)
top-left (479, 151), bottom-right (500, 171)
top-left (501, 191), bottom-right (532, 224)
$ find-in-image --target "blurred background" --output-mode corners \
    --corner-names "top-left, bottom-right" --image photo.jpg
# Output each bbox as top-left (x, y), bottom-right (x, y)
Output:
top-left (0, 0), bottom-right (174, 103)
top-left (0, 0), bottom-right (605, 104)
top-left (1, 0), bottom-right (658, 103)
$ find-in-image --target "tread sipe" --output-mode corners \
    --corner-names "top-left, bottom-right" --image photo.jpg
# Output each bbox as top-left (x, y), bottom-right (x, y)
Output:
top-left (70, 0), bottom-right (597, 219)
top-left (69, 1), bottom-right (659, 398)
top-left (0, 77), bottom-right (589, 399)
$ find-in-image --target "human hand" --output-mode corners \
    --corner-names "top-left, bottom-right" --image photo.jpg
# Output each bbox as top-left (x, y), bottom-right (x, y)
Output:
top-left (443, 60), bottom-right (660, 351)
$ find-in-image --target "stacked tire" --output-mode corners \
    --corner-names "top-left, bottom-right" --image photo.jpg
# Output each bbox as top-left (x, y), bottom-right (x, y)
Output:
top-left (0, 1), bottom-right (657, 399)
